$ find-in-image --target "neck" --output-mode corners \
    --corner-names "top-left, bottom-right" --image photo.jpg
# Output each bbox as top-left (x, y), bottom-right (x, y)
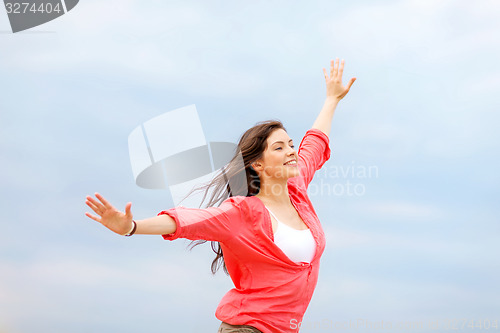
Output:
top-left (255, 178), bottom-right (291, 205)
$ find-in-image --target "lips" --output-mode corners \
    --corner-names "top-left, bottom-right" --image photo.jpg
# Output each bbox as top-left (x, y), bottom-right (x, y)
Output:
top-left (283, 160), bottom-right (297, 166)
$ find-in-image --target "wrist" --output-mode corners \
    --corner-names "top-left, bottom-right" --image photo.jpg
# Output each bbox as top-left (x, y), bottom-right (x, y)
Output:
top-left (123, 220), bottom-right (137, 237)
top-left (325, 96), bottom-right (341, 103)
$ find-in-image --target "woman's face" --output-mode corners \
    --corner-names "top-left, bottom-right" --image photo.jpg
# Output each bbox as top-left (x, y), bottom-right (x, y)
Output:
top-left (253, 128), bottom-right (299, 180)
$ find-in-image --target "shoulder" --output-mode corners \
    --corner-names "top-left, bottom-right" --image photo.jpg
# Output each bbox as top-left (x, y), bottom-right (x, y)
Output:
top-left (220, 195), bottom-right (255, 212)
top-left (221, 195), bottom-right (247, 205)
top-left (298, 128), bottom-right (331, 158)
top-left (221, 195), bottom-right (264, 215)
top-left (224, 194), bottom-right (259, 205)
top-left (219, 196), bottom-right (264, 234)
top-left (301, 128), bottom-right (330, 144)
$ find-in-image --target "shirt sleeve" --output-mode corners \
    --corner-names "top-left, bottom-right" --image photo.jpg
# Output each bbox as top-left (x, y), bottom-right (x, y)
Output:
top-left (157, 195), bottom-right (245, 243)
top-left (296, 128), bottom-right (331, 189)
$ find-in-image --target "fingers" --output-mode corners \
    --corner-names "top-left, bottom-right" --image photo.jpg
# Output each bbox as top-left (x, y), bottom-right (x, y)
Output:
top-left (338, 59), bottom-right (345, 78)
top-left (333, 58), bottom-right (339, 77)
top-left (327, 58), bottom-right (344, 79)
top-left (86, 198), bottom-right (102, 215)
top-left (85, 211), bottom-right (102, 223)
top-left (95, 192), bottom-right (113, 209)
top-left (86, 195), bottom-right (105, 212)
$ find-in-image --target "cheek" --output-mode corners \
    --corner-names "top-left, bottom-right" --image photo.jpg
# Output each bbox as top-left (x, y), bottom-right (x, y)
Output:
top-left (262, 161), bottom-right (283, 176)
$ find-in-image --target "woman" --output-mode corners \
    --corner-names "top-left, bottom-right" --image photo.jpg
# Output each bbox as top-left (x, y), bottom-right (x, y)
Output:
top-left (85, 58), bottom-right (356, 333)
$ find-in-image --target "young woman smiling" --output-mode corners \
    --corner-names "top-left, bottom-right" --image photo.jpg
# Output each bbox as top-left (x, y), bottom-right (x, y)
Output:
top-left (85, 58), bottom-right (356, 333)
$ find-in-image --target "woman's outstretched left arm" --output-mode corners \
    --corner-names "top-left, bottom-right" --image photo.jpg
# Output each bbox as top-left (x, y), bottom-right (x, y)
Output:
top-left (312, 58), bottom-right (356, 136)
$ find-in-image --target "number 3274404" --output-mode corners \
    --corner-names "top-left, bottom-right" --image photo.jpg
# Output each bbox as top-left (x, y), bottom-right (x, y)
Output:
top-left (5, 2), bottom-right (62, 14)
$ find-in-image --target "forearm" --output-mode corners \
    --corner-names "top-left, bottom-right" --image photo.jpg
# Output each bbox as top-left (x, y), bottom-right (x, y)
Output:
top-left (134, 214), bottom-right (177, 235)
top-left (311, 97), bottom-right (340, 137)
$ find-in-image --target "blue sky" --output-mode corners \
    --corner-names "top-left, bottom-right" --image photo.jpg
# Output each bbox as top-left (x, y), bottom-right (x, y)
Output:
top-left (1, 0), bottom-right (499, 332)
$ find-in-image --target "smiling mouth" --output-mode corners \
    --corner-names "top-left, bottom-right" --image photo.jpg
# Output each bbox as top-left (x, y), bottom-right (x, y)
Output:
top-left (283, 160), bottom-right (297, 166)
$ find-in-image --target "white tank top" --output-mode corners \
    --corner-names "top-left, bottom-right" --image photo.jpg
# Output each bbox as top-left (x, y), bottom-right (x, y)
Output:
top-left (265, 206), bottom-right (316, 264)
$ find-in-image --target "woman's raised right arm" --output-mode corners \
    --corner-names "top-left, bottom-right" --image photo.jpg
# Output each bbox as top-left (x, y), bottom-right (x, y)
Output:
top-left (85, 192), bottom-right (176, 236)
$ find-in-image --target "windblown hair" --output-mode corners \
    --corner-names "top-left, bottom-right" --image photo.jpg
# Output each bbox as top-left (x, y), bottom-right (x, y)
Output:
top-left (178, 119), bottom-right (287, 275)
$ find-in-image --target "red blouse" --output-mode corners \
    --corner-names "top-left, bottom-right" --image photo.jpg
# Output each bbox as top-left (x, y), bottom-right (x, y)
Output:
top-left (158, 128), bottom-right (331, 332)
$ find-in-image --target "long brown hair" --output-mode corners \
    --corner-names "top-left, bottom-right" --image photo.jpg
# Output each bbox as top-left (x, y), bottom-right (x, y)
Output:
top-left (178, 119), bottom-right (286, 275)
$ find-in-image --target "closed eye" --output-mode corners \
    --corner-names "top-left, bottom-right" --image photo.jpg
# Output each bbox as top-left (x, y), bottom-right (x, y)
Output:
top-left (276, 145), bottom-right (295, 150)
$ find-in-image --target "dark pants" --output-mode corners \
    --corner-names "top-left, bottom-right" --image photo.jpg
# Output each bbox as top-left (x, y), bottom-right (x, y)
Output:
top-left (217, 321), bottom-right (263, 333)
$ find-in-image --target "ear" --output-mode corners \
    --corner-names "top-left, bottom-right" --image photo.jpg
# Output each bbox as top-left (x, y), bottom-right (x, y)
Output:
top-left (251, 162), bottom-right (262, 171)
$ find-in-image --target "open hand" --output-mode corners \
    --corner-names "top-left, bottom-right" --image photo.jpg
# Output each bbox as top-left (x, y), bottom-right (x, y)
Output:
top-left (322, 58), bottom-right (356, 100)
top-left (85, 192), bottom-right (134, 235)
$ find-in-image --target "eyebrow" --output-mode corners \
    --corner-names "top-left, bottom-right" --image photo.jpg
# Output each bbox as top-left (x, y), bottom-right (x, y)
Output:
top-left (272, 139), bottom-right (294, 145)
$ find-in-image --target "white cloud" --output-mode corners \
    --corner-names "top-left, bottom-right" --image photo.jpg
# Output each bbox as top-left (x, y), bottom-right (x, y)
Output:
top-left (0, 0), bottom-right (268, 98)
top-left (323, 225), bottom-right (451, 253)
top-left (311, 274), bottom-right (498, 322)
top-left (361, 201), bottom-right (445, 220)
top-left (0, 249), bottom-right (233, 330)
